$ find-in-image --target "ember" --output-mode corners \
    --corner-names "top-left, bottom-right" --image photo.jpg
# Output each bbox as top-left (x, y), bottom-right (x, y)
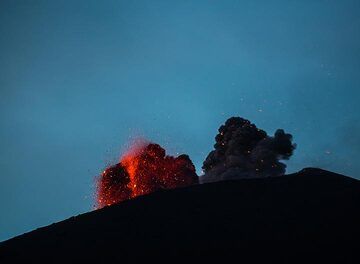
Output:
top-left (96, 141), bottom-right (198, 208)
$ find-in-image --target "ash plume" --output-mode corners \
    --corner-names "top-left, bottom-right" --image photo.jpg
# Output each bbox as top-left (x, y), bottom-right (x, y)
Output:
top-left (97, 142), bottom-right (198, 208)
top-left (201, 117), bottom-right (296, 183)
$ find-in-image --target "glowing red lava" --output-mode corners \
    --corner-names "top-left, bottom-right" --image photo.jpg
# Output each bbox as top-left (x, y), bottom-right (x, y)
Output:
top-left (96, 141), bottom-right (198, 208)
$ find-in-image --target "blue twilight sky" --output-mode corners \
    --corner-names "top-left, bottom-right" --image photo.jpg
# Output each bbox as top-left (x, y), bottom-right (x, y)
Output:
top-left (1, 0), bottom-right (359, 241)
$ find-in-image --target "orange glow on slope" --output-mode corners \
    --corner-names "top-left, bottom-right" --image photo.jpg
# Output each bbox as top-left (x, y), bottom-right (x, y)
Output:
top-left (96, 141), bottom-right (198, 208)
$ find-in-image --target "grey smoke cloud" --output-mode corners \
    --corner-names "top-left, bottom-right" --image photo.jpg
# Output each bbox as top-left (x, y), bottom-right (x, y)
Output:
top-left (201, 117), bottom-right (296, 183)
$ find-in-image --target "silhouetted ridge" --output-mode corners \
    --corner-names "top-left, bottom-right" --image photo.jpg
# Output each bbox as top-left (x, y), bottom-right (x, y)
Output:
top-left (0, 168), bottom-right (359, 263)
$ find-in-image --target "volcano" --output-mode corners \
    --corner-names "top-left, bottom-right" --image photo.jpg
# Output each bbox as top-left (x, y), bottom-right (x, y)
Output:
top-left (1, 168), bottom-right (359, 263)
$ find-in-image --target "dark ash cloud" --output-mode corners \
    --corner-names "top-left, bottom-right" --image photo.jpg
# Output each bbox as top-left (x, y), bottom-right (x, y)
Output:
top-left (201, 117), bottom-right (296, 183)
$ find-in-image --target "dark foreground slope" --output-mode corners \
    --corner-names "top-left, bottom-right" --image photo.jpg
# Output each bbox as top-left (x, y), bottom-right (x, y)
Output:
top-left (1, 168), bottom-right (359, 263)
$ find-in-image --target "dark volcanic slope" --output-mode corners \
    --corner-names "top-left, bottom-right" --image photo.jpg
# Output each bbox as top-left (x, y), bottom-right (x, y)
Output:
top-left (1, 168), bottom-right (359, 263)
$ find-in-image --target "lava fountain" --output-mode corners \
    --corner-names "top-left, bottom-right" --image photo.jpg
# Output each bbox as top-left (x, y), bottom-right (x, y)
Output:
top-left (96, 141), bottom-right (198, 208)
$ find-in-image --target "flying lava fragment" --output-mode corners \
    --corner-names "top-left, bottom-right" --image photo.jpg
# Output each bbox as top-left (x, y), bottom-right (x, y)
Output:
top-left (96, 141), bottom-right (198, 208)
